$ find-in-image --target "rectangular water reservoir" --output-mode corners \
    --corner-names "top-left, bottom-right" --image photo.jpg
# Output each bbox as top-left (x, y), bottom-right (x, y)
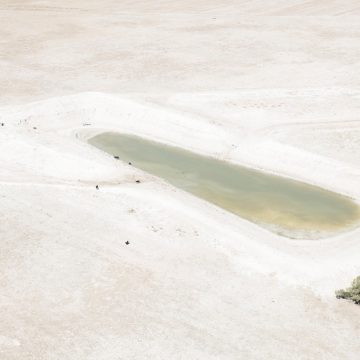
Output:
top-left (89, 132), bottom-right (360, 239)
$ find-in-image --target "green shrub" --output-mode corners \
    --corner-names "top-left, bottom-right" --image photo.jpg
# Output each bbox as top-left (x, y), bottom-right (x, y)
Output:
top-left (336, 276), bottom-right (360, 304)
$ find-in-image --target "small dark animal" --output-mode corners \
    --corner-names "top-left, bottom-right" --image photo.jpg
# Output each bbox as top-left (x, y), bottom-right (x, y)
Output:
top-left (1, 123), bottom-right (4, 126)
top-left (125, 241), bottom-right (130, 245)
top-left (128, 162), bottom-right (132, 165)
top-left (96, 185), bottom-right (99, 190)
top-left (114, 156), bottom-right (119, 160)
top-left (135, 180), bottom-right (141, 183)
top-left (33, 127), bottom-right (37, 130)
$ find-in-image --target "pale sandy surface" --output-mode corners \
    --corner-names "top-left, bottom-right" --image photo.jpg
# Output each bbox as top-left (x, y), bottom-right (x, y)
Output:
top-left (1, 1), bottom-right (360, 359)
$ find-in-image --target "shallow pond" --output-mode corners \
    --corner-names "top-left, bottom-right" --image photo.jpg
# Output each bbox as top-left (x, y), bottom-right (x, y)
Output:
top-left (89, 132), bottom-right (360, 239)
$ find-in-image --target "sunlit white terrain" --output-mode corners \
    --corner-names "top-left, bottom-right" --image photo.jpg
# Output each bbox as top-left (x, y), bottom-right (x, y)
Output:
top-left (1, 1), bottom-right (360, 359)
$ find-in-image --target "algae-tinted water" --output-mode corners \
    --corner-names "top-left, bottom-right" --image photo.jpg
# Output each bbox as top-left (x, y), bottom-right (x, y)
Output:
top-left (89, 132), bottom-right (360, 239)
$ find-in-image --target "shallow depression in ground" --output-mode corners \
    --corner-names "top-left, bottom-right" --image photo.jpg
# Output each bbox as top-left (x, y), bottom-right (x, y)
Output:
top-left (88, 132), bottom-right (360, 239)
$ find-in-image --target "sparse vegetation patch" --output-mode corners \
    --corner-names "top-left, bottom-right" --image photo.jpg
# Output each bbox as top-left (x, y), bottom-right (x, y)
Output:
top-left (336, 276), bottom-right (360, 305)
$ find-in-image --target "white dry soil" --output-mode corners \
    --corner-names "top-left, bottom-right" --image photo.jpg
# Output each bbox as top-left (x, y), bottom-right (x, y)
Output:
top-left (1, 1), bottom-right (360, 359)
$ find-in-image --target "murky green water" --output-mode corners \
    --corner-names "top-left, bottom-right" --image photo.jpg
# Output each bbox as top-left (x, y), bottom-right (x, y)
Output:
top-left (89, 132), bottom-right (360, 239)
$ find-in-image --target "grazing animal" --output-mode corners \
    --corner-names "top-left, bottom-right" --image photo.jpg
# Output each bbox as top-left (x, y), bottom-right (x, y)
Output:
top-left (114, 156), bottom-right (119, 159)
top-left (135, 180), bottom-right (141, 183)
top-left (33, 127), bottom-right (37, 130)
top-left (128, 162), bottom-right (132, 165)
top-left (1, 123), bottom-right (4, 126)
top-left (96, 185), bottom-right (99, 190)
top-left (125, 241), bottom-right (130, 245)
